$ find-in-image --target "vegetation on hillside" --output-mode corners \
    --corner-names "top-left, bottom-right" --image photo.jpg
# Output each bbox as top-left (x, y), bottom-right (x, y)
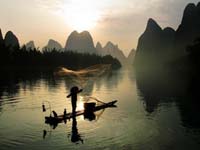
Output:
top-left (0, 44), bottom-right (121, 70)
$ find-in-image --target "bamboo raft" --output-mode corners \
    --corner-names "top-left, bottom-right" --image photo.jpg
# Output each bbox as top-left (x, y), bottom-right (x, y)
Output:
top-left (45, 100), bottom-right (117, 124)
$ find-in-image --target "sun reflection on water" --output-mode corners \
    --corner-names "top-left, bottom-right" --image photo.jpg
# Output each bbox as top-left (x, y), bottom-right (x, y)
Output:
top-left (77, 96), bottom-right (84, 111)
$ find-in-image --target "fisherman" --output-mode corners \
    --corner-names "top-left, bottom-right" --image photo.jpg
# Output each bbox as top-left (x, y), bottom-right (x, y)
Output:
top-left (52, 110), bottom-right (58, 118)
top-left (67, 86), bottom-right (83, 114)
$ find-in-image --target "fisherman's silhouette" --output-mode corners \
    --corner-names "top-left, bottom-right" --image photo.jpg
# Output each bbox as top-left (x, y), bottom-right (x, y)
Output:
top-left (71, 116), bottom-right (83, 144)
top-left (67, 86), bottom-right (83, 114)
top-left (52, 110), bottom-right (58, 118)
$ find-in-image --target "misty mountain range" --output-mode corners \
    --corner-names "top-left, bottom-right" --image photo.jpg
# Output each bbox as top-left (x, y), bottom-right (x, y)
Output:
top-left (65, 31), bottom-right (96, 54)
top-left (42, 39), bottom-right (62, 51)
top-left (2, 2), bottom-right (200, 69)
top-left (134, 2), bottom-right (200, 70)
top-left (0, 29), bottom-right (134, 66)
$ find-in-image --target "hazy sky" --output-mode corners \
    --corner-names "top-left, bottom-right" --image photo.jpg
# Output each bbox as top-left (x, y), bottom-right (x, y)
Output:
top-left (0, 0), bottom-right (199, 56)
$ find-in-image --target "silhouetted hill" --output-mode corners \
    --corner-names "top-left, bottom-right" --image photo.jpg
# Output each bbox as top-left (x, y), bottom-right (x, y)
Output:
top-left (134, 18), bottom-right (175, 69)
top-left (25, 41), bottom-right (35, 50)
top-left (134, 2), bottom-right (200, 71)
top-left (4, 31), bottom-right (19, 49)
top-left (96, 41), bottom-right (126, 65)
top-left (96, 42), bottom-right (103, 55)
top-left (103, 41), bottom-right (126, 64)
top-left (135, 18), bottom-right (163, 68)
top-left (43, 39), bottom-right (62, 51)
top-left (65, 31), bottom-right (126, 65)
top-left (65, 31), bottom-right (96, 53)
top-left (0, 29), bottom-right (3, 47)
top-left (175, 2), bottom-right (200, 58)
top-left (127, 49), bottom-right (135, 65)
top-left (0, 29), bottom-right (121, 70)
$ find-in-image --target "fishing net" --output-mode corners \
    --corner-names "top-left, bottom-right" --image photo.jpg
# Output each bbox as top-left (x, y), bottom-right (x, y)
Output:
top-left (54, 64), bottom-right (111, 77)
top-left (54, 64), bottom-right (111, 88)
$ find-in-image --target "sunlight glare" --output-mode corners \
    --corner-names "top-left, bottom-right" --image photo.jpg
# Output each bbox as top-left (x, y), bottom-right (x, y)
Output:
top-left (77, 96), bottom-right (84, 110)
top-left (63, 0), bottom-right (102, 31)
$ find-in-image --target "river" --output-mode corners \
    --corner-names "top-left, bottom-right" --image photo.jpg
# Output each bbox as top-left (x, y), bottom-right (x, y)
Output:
top-left (0, 68), bottom-right (200, 150)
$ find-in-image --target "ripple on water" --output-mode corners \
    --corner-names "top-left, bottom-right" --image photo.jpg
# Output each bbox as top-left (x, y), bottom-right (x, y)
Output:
top-left (0, 96), bottom-right (21, 106)
top-left (1, 69), bottom-right (199, 150)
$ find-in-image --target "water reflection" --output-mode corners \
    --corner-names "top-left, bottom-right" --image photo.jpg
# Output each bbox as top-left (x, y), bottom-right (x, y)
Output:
top-left (43, 102), bottom-right (115, 144)
top-left (43, 115), bottom-right (86, 144)
top-left (71, 117), bottom-right (84, 144)
top-left (1, 68), bottom-right (200, 149)
top-left (0, 69), bottom-right (122, 101)
top-left (62, 69), bottom-right (123, 96)
top-left (97, 69), bottom-right (123, 90)
top-left (0, 71), bottom-right (43, 96)
top-left (135, 69), bottom-right (200, 129)
top-left (43, 116), bottom-right (84, 144)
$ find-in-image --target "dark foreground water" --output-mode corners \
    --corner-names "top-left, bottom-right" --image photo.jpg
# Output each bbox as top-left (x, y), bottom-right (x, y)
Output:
top-left (0, 68), bottom-right (200, 150)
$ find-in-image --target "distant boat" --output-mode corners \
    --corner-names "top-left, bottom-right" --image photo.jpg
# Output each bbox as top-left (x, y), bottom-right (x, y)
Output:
top-left (45, 100), bottom-right (117, 124)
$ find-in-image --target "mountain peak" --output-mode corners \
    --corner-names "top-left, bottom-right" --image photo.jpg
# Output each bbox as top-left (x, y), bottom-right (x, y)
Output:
top-left (48, 39), bottom-right (61, 45)
top-left (105, 41), bottom-right (115, 47)
top-left (147, 18), bottom-right (161, 28)
top-left (96, 42), bottom-right (102, 49)
top-left (147, 18), bottom-right (157, 25)
top-left (4, 31), bottom-right (20, 49)
top-left (127, 49), bottom-right (136, 65)
top-left (65, 30), bottom-right (95, 53)
top-left (181, 3), bottom-right (197, 25)
top-left (5, 31), bottom-right (14, 37)
top-left (128, 49), bottom-right (135, 58)
top-left (102, 41), bottom-right (126, 65)
top-left (44, 39), bottom-right (62, 51)
top-left (80, 31), bottom-right (90, 35)
top-left (71, 30), bottom-right (78, 35)
top-left (145, 18), bottom-right (162, 32)
top-left (197, 2), bottom-right (200, 8)
top-left (185, 3), bottom-right (196, 11)
top-left (26, 41), bottom-right (35, 50)
top-left (70, 30), bottom-right (90, 37)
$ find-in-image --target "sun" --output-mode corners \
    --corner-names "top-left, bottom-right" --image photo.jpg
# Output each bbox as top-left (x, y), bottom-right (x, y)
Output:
top-left (62, 0), bottom-right (101, 32)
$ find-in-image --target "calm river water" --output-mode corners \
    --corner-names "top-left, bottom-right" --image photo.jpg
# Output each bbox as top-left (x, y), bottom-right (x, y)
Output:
top-left (0, 68), bottom-right (200, 150)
